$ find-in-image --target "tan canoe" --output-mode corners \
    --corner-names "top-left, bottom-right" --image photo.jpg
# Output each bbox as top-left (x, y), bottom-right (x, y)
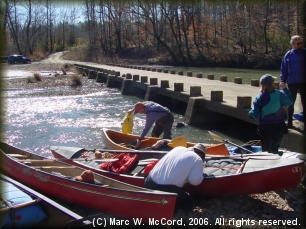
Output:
top-left (101, 128), bottom-right (230, 156)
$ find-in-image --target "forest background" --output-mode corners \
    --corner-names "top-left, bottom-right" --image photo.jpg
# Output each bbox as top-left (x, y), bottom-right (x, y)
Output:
top-left (0, 0), bottom-right (306, 68)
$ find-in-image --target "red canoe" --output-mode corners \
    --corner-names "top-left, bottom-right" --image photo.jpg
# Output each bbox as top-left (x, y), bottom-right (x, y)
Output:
top-left (51, 145), bottom-right (305, 198)
top-left (0, 142), bottom-right (177, 222)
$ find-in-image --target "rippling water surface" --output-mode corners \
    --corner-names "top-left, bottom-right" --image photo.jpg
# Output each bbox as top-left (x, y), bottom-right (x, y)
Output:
top-left (3, 69), bottom-right (237, 157)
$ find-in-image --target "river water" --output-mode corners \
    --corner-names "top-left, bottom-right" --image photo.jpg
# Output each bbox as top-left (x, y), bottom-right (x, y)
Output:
top-left (3, 68), bottom-right (244, 157)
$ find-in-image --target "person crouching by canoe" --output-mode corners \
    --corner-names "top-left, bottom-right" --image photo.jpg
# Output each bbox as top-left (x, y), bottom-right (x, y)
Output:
top-left (249, 74), bottom-right (293, 153)
top-left (128, 101), bottom-right (174, 149)
top-left (144, 143), bottom-right (206, 212)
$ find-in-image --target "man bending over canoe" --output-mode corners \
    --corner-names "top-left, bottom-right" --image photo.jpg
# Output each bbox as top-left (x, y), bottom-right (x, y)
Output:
top-left (128, 101), bottom-right (174, 149)
top-left (144, 143), bottom-right (206, 211)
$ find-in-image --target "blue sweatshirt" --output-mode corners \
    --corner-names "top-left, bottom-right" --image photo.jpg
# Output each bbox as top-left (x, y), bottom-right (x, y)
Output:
top-left (280, 48), bottom-right (306, 84)
top-left (249, 88), bottom-right (293, 124)
top-left (139, 101), bottom-right (170, 139)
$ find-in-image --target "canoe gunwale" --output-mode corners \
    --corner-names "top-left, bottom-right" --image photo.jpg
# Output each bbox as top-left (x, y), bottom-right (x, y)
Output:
top-left (0, 143), bottom-right (177, 221)
top-left (0, 173), bottom-right (84, 226)
top-left (3, 150), bottom-right (176, 197)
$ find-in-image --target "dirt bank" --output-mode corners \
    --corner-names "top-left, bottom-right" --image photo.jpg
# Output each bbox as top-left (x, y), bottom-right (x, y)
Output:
top-left (3, 58), bottom-right (103, 97)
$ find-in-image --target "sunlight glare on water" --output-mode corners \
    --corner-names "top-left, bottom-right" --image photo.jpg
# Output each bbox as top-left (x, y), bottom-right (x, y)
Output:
top-left (4, 89), bottom-right (138, 156)
top-left (3, 69), bottom-right (239, 157)
top-left (3, 69), bottom-right (73, 79)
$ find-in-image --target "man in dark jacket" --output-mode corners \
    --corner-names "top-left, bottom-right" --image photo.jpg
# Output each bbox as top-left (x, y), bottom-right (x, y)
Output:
top-left (128, 101), bottom-right (174, 149)
top-left (280, 35), bottom-right (306, 131)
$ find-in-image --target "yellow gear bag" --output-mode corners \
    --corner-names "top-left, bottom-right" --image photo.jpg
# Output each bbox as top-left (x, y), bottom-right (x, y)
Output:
top-left (121, 113), bottom-right (133, 134)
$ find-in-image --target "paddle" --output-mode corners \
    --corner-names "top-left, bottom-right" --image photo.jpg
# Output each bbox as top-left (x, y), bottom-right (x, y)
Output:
top-left (58, 158), bottom-right (119, 162)
top-left (208, 131), bottom-right (254, 154)
top-left (135, 152), bottom-right (282, 165)
top-left (92, 149), bottom-right (168, 154)
top-left (167, 136), bottom-right (187, 148)
top-left (205, 152), bottom-right (281, 160)
top-left (92, 149), bottom-right (281, 160)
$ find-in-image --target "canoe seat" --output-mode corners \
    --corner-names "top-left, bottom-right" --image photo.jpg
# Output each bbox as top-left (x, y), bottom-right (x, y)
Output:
top-left (32, 166), bottom-right (76, 169)
top-left (130, 166), bottom-right (145, 176)
top-left (17, 159), bottom-right (54, 162)
top-left (7, 154), bottom-right (28, 158)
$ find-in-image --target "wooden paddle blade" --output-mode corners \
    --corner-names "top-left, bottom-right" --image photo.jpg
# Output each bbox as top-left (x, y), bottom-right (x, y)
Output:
top-left (206, 143), bottom-right (230, 156)
top-left (167, 136), bottom-right (187, 148)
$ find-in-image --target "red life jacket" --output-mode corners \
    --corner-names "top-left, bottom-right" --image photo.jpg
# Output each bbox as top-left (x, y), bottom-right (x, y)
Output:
top-left (100, 153), bottom-right (139, 174)
top-left (143, 160), bottom-right (159, 175)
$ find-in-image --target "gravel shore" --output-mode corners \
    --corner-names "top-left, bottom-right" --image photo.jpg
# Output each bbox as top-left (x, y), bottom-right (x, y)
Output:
top-left (1, 54), bottom-right (306, 228)
top-left (3, 60), bottom-right (102, 97)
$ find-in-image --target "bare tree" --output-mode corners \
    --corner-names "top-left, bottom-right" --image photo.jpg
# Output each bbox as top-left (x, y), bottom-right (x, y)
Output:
top-left (7, 0), bottom-right (23, 54)
top-left (23, 0), bottom-right (33, 55)
top-left (4, 0), bottom-right (303, 67)
top-left (1, 0), bottom-right (10, 49)
top-left (134, 0), bottom-right (179, 63)
top-left (105, 1), bottom-right (124, 52)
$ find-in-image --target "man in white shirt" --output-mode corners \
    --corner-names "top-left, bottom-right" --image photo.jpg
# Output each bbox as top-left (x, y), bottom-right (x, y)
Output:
top-left (144, 143), bottom-right (206, 211)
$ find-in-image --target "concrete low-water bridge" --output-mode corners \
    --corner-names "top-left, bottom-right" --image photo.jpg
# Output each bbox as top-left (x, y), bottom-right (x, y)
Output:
top-left (72, 63), bottom-right (305, 153)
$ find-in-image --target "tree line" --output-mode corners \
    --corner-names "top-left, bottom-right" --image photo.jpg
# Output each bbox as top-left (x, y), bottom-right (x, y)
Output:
top-left (1, 0), bottom-right (305, 68)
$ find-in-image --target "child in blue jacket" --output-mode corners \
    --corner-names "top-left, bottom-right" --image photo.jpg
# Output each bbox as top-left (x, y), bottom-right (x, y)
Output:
top-left (249, 74), bottom-right (293, 152)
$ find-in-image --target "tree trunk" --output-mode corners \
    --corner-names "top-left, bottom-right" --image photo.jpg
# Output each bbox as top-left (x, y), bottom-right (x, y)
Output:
top-left (1, 0), bottom-right (9, 48)
top-left (263, 2), bottom-right (270, 54)
top-left (7, 1), bottom-right (23, 54)
top-left (26, 0), bottom-right (33, 55)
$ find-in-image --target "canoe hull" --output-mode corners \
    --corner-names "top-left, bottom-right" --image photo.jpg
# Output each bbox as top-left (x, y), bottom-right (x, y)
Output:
top-left (102, 128), bottom-right (230, 156)
top-left (51, 146), bottom-right (305, 198)
top-left (1, 174), bottom-right (83, 228)
top-left (102, 128), bottom-right (159, 150)
top-left (184, 160), bottom-right (304, 198)
top-left (52, 149), bottom-right (146, 187)
top-left (0, 143), bottom-right (176, 221)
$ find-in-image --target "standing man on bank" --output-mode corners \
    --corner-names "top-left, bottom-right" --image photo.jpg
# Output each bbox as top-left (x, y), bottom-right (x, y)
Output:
top-left (128, 101), bottom-right (174, 149)
top-left (280, 35), bottom-right (306, 131)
